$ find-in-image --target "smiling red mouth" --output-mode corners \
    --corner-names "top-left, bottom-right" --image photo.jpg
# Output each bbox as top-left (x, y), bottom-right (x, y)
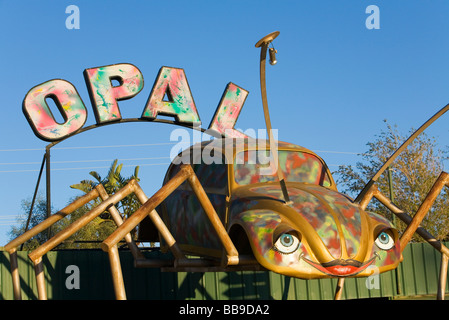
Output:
top-left (303, 257), bottom-right (376, 276)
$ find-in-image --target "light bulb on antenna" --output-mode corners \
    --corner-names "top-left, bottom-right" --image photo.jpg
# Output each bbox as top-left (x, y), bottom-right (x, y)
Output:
top-left (269, 47), bottom-right (277, 65)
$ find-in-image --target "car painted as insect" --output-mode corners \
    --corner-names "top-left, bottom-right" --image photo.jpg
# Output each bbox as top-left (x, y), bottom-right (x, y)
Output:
top-left (157, 138), bottom-right (402, 279)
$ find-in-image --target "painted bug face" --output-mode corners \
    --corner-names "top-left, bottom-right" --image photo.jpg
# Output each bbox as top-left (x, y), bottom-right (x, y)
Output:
top-left (231, 184), bottom-right (402, 279)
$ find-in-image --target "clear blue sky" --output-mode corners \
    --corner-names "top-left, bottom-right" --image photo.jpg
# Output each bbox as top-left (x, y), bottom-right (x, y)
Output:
top-left (1, 0), bottom-right (449, 246)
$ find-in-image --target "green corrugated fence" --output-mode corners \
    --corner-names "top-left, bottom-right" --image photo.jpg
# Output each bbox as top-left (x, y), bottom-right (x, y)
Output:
top-left (0, 242), bottom-right (448, 300)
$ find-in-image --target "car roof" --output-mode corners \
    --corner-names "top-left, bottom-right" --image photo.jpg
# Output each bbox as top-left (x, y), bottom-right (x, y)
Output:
top-left (168, 138), bottom-right (337, 190)
top-left (171, 138), bottom-right (329, 168)
top-left (186, 138), bottom-right (321, 159)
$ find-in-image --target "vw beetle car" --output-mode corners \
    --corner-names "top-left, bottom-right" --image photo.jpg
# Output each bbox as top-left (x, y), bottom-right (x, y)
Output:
top-left (139, 138), bottom-right (402, 279)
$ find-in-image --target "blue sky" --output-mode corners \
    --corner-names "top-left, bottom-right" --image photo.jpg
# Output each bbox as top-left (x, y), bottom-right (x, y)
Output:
top-left (1, 0), bottom-right (449, 245)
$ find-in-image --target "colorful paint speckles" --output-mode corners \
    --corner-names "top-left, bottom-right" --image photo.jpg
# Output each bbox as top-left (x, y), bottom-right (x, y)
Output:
top-left (84, 63), bottom-right (143, 123)
top-left (142, 67), bottom-right (200, 125)
top-left (23, 63), bottom-right (251, 142)
top-left (234, 150), bottom-right (332, 187)
top-left (209, 82), bottom-right (248, 138)
top-left (23, 79), bottom-right (87, 141)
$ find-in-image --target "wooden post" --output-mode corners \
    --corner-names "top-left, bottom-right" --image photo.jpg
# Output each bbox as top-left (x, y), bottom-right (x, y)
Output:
top-left (101, 167), bottom-right (191, 299)
top-left (400, 172), bottom-right (449, 250)
top-left (438, 254), bottom-right (448, 300)
top-left (96, 184), bottom-right (144, 260)
top-left (34, 257), bottom-right (47, 300)
top-left (28, 182), bottom-right (136, 263)
top-left (3, 188), bottom-right (101, 299)
top-left (334, 278), bottom-right (345, 300)
top-left (187, 168), bottom-right (239, 265)
top-left (8, 249), bottom-right (21, 300)
top-left (108, 245), bottom-right (127, 300)
top-left (101, 167), bottom-right (191, 258)
top-left (4, 188), bottom-right (100, 253)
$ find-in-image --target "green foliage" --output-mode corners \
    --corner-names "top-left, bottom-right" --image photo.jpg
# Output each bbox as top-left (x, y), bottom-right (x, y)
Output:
top-left (70, 159), bottom-right (141, 219)
top-left (8, 195), bottom-right (54, 250)
top-left (61, 160), bottom-right (141, 249)
top-left (335, 121), bottom-right (449, 241)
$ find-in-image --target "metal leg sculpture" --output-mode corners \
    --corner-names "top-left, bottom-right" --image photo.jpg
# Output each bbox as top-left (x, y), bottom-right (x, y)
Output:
top-left (4, 164), bottom-right (250, 300)
top-left (344, 171), bottom-right (449, 300)
top-left (4, 183), bottom-right (143, 300)
top-left (6, 165), bottom-right (449, 300)
top-left (101, 164), bottom-right (240, 300)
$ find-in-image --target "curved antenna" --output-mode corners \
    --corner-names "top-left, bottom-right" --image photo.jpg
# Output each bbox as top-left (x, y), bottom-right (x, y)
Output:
top-left (355, 103), bottom-right (449, 203)
top-left (255, 31), bottom-right (291, 204)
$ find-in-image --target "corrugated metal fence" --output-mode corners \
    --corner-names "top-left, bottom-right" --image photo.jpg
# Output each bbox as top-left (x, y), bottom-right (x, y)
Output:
top-left (0, 242), bottom-right (447, 300)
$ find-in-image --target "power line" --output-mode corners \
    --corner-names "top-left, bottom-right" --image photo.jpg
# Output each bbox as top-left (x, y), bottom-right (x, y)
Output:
top-left (0, 143), bottom-right (363, 154)
top-left (0, 142), bottom-right (178, 152)
top-left (0, 162), bottom-right (171, 173)
top-left (0, 141), bottom-right (362, 173)
top-left (0, 156), bottom-right (171, 166)
top-left (314, 150), bottom-right (364, 155)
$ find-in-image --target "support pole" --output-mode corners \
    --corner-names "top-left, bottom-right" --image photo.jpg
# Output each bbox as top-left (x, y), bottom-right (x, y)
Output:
top-left (9, 249), bottom-right (21, 300)
top-left (438, 254), bottom-right (448, 300)
top-left (34, 257), bottom-right (47, 300)
top-left (400, 172), bottom-right (449, 250)
top-left (108, 245), bottom-right (126, 300)
top-left (387, 167), bottom-right (402, 296)
top-left (188, 170), bottom-right (239, 265)
top-left (334, 278), bottom-right (344, 300)
top-left (22, 154), bottom-right (46, 250)
top-left (96, 184), bottom-right (144, 260)
top-left (45, 147), bottom-right (51, 239)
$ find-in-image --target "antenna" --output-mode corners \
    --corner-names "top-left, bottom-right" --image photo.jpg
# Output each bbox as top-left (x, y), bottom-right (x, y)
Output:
top-left (255, 31), bottom-right (292, 205)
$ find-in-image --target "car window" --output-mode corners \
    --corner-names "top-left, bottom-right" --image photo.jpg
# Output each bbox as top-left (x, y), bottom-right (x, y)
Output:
top-left (234, 150), bottom-right (331, 187)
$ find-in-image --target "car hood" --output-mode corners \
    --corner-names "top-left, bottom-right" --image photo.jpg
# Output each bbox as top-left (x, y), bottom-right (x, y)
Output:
top-left (229, 183), bottom-right (381, 261)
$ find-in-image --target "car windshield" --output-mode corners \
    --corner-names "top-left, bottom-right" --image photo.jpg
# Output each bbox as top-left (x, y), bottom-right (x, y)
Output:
top-left (234, 150), bottom-right (331, 187)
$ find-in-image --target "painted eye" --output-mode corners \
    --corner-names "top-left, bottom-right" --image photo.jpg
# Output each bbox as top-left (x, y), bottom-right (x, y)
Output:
top-left (375, 231), bottom-right (395, 250)
top-left (274, 233), bottom-right (301, 254)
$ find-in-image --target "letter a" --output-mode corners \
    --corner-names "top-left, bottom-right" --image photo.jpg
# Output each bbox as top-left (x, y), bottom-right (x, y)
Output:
top-left (65, 5), bottom-right (80, 29)
top-left (65, 265), bottom-right (80, 290)
top-left (141, 67), bottom-right (201, 125)
top-left (365, 5), bottom-right (380, 30)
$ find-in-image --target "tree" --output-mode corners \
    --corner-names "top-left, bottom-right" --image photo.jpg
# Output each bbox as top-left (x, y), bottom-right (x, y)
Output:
top-left (335, 120), bottom-right (449, 241)
top-left (8, 195), bottom-right (56, 250)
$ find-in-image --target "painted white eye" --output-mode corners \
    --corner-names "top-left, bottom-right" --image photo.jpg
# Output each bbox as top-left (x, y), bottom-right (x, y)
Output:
top-left (274, 233), bottom-right (301, 254)
top-left (375, 231), bottom-right (395, 250)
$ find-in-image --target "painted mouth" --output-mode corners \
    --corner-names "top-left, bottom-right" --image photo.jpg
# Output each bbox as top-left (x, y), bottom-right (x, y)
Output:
top-left (303, 256), bottom-right (377, 277)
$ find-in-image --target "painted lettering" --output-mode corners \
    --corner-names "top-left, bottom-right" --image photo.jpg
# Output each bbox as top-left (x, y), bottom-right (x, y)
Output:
top-left (141, 66), bottom-right (200, 125)
top-left (84, 63), bottom-right (144, 123)
top-left (23, 64), bottom-right (247, 142)
top-left (208, 82), bottom-right (248, 138)
top-left (23, 79), bottom-right (87, 141)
